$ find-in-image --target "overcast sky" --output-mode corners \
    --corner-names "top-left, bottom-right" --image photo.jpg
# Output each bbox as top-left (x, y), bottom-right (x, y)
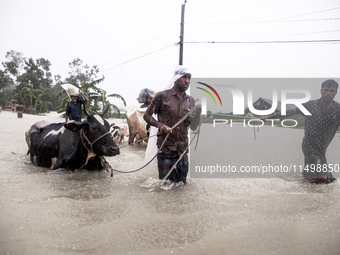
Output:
top-left (1, 0), bottom-right (339, 108)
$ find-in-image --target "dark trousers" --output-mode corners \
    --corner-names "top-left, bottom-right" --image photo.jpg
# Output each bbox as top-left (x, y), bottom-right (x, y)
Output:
top-left (157, 151), bottom-right (188, 182)
top-left (302, 149), bottom-right (336, 183)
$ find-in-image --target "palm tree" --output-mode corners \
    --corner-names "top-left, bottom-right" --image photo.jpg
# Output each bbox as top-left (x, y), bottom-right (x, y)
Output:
top-left (108, 93), bottom-right (126, 114)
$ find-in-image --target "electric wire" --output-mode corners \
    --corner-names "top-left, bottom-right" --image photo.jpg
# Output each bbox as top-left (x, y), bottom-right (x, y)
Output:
top-left (102, 25), bottom-right (179, 67)
top-left (185, 6), bottom-right (340, 37)
top-left (101, 4), bottom-right (340, 72)
top-left (188, 17), bottom-right (340, 25)
top-left (185, 39), bottom-right (340, 44)
top-left (186, 0), bottom-right (282, 23)
top-left (101, 43), bottom-right (177, 72)
top-left (275, 6), bottom-right (340, 21)
top-left (245, 29), bottom-right (340, 41)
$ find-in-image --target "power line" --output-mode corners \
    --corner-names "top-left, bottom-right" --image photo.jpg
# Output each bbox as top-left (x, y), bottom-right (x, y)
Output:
top-left (186, 7), bottom-right (340, 37)
top-left (102, 38), bottom-right (340, 72)
top-left (246, 30), bottom-right (340, 40)
top-left (188, 17), bottom-right (340, 25)
top-left (103, 39), bottom-right (339, 72)
top-left (186, 0), bottom-right (282, 23)
top-left (188, 5), bottom-right (340, 24)
top-left (102, 24), bottom-right (179, 67)
top-left (275, 6), bottom-right (340, 21)
top-left (102, 43), bottom-right (177, 72)
top-left (100, 5), bottom-right (340, 72)
top-left (185, 39), bottom-right (340, 44)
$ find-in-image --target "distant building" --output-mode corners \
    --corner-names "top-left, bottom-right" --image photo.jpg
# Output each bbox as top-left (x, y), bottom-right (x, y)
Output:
top-left (244, 97), bottom-right (296, 116)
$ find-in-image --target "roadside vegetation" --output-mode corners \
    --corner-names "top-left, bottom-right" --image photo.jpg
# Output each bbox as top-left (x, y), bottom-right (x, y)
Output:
top-left (0, 50), bottom-right (126, 118)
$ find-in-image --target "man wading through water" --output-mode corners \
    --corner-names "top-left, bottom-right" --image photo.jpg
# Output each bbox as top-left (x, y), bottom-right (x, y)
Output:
top-left (263, 79), bottom-right (339, 184)
top-left (65, 90), bottom-right (88, 122)
top-left (143, 66), bottom-right (201, 184)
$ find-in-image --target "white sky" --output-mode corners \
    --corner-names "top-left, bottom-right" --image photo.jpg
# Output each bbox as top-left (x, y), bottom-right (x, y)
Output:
top-left (1, 0), bottom-right (340, 108)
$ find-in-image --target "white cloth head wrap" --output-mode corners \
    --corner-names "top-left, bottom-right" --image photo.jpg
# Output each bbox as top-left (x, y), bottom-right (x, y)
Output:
top-left (166, 65), bottom-right (191, 89)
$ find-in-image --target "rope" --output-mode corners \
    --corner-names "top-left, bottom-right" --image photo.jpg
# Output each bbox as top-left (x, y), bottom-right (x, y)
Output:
top-left (80, 129), bottom-right (112, 153)
top-left (116, 131), bottom-right (160, 150)
top-left (104, 104), bottom-right (201, 177)
top-left (76, 130), bottom-right (113, 171)
top-left (103, 131), bottom-right (170, 177)
top-left (150, 116), bottom-right (203, 191)
top-left (118, 103), bottom-right (200, 148)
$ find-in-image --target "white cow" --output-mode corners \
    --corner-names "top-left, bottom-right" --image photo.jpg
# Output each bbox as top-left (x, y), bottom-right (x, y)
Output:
top-left (111, 124), bottom-right (129, 144)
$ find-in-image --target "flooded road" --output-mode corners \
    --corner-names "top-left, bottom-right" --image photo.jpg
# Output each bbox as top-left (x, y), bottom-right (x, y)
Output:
top-left (0, 111), bottom-right (340, 255)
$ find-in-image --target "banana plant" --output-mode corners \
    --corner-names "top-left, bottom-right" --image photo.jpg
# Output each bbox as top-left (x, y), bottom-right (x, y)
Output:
top-left (57, 76), bottom-right (126, 117)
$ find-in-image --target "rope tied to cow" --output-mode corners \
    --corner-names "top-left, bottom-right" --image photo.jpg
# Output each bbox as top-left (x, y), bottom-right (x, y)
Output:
top-left (80, 129), bottom-right (113, 153)
top-left (150, 120), bottom-right (203, 191)
top-left (78, 128), bottom-right (119, 171)
top-left (103, 104), bottom-right (202, 179)
top-left (115, 104), bottom-right (198, 149)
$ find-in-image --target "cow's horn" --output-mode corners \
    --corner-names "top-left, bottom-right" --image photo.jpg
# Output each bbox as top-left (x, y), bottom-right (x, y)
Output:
top-left (100, 104), bottom-right (111, 117)
top-left (83, 103), bottom-right (90, 117)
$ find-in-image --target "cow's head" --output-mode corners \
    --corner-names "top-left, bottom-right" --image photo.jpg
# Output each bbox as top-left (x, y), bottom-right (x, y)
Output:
top-left (111, 125), bottom-right (121, 143)
top-left (64, 104), bottom-right (120, 156)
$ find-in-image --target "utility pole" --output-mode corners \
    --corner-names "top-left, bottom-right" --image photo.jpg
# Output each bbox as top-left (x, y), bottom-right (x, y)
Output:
top-left (179, 0), bottom-right (186, 65)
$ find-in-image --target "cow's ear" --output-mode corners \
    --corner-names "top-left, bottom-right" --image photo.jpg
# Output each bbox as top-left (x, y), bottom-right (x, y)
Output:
top-left (64, 120), bottom-right (87, 132)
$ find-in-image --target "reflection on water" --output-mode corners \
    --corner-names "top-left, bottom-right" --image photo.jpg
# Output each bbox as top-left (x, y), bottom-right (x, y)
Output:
top-left (0, 112), bottom-right (339, 255)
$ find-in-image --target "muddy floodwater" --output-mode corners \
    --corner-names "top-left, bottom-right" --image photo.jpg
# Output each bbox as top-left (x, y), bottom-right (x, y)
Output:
top-left (0, 111), bottom-right (340, 255)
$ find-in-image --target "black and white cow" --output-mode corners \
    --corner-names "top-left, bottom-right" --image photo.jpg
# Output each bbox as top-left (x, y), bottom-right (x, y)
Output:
top-left (27, 104), bottom-right (120, 171)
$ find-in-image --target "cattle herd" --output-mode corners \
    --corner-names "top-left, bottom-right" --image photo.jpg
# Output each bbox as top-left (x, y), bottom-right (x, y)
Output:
top-left (25, 105), bottom-right (150, 172)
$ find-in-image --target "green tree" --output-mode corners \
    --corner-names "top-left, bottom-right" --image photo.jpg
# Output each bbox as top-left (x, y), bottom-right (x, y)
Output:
top-left (81, 77), bottom-right (126, 116)
top-left (14, 83), bottom-right (45, 113)
top-left (12, 57), bottom-right (54, 113)
top-left (0, 69), bottom-right (13, 92)
top-left (0, 70), bottom-right (14, 108)
top-left (57, 58), bottom-right (125, 116)
top-left (2, 52), bottom-right (127, 115)
top-left (2, 50), bottom-right (26, 79)
top-left (16, 57), bottom-right (52, 91)
top-left (66, 58), bottom-right (99, 85)
top-left (0, 50), bottom-right (25, 108)
top-left (56, 76), bottom-right (126, 118)
top-left (35, 93), bottom-right (52, 114)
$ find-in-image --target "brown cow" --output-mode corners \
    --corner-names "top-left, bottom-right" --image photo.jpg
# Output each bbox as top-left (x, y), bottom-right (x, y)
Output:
top-left (126, 108), bottom-right (150, 144)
